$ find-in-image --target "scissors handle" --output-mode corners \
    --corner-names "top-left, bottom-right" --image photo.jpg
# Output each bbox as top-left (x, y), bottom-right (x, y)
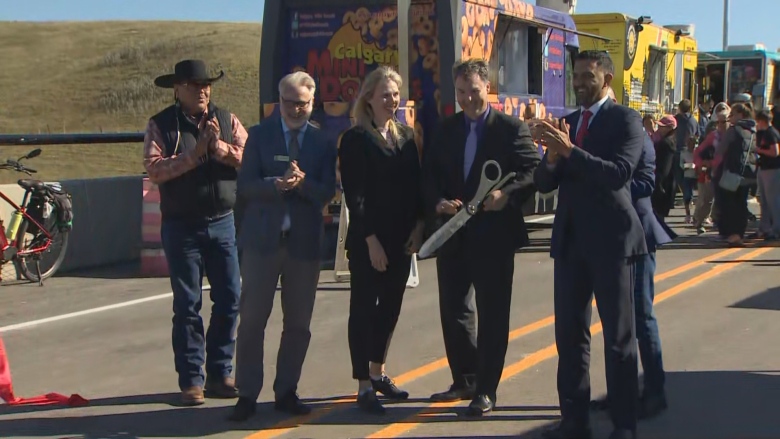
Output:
top-left (465, 160), bottom-right (502, 214)
top-left (491, 172), bottom-right (517, 195)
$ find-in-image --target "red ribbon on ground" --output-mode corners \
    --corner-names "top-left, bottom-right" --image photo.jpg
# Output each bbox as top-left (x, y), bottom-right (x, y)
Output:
top-left (0, 336), bottom-right (88, 406)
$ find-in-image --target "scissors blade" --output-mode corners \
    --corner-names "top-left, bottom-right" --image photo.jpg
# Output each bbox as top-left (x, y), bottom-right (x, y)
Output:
top-left (417, 209), bottom-right (472, 259)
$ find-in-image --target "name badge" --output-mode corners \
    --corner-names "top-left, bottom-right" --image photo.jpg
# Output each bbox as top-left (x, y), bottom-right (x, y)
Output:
top-left (274, 155), bottom-right (290, 162)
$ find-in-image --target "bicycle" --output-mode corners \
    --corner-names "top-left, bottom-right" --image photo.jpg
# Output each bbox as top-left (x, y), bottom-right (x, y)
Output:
top-left (0, 149), bottom-right (71, 285)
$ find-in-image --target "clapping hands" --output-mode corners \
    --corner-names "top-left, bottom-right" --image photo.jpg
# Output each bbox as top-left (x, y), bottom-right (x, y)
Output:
top-left (275, 161), bottom-right (306, 192)
top-left (528, 117), bottom-right (575, 161)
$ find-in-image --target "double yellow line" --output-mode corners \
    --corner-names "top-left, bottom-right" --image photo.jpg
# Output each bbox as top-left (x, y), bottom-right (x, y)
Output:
top-left (246, 245), bottom-right (773, 439)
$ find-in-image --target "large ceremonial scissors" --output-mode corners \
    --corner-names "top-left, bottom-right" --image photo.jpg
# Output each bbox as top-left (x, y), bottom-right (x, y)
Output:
top-left (417, 160), bottom-right (516, 259)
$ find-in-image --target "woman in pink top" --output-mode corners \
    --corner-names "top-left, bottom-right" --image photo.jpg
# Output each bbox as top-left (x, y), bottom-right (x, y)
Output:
top-left (693, 106), bottom-right (730, 233)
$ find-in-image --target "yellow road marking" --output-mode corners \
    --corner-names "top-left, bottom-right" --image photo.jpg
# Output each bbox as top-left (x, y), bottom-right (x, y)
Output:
top-left (244, 247), bottom-right (743, 439)
top-left (366, 247), bottom-right (773, 438)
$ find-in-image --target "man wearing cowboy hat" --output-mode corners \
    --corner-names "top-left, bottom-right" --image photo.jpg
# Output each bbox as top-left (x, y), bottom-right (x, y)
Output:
top-left (143, 59), bottom-right (248, 406)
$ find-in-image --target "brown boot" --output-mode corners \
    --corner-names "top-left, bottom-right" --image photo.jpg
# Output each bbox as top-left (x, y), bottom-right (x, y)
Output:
top-left (181, 386), bottom-right (205, 406)
top-left (205, 376), bottom-right (238, 399)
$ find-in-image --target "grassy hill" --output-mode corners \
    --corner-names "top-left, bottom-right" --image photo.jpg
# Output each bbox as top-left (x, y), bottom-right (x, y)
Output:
top-left (0, 21), bottom-right (262, 183)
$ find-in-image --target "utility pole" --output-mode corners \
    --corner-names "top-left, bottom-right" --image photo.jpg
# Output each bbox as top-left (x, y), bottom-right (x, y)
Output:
top-left (722, 0), bottom-right (729, 50)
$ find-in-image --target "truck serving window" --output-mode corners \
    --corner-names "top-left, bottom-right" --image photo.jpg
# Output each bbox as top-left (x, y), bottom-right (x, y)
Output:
top-left (565, 45), bottom-right (577, 107)
top-left (644, 47), bottom-right (666, 104)
top-left (684, 68), bottom-right (694, 104)
top-left (729, 58), bottom-right (763, 99)
top-left (488, 15), bottom-right (544, 96)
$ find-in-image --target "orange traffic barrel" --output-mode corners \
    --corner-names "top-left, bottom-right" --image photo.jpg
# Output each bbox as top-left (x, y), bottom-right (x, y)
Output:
top-left (140, 178), bottom-right (168, 277)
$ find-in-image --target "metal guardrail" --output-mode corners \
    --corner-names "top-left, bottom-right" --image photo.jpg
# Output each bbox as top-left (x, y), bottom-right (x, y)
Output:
top-left (0, 133), bottom-right (144, 146)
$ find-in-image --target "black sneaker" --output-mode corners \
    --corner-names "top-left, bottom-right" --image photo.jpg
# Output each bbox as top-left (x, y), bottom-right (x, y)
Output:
top-left (371, 374), bottom-right (409, 400)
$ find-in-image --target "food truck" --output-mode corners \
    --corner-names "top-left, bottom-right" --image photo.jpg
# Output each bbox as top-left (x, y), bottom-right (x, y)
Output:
top-left (258, 0), bottom-right (608, 267)
top-left (573, 13), bottom-right (698, 117)
top-left (259, 0), bottom-right (603, 216)
top-left (697, 44), bottom-right (780, 109)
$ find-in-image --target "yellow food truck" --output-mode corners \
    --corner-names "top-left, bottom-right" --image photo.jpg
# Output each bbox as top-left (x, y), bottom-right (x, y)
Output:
top-left (573, 13), bottom-right (698, 117)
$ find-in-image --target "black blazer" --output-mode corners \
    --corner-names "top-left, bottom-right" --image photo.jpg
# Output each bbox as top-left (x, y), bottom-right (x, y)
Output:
top-left (422, 108), bottom-right (541, 256)
top-left (338, 123), bottom-right (423, 258)
top-left (533, 98), bottom-right (648, 259)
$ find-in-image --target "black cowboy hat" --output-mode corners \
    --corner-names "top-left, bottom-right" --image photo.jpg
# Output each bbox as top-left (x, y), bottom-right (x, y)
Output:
top-left (153, 59), bottom-right (225, 88)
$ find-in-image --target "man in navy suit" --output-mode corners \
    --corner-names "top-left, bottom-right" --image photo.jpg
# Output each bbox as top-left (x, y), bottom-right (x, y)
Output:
top-left (533, 51), bottom-right (647, 439)
top-left (590, 88), bottom-right (675, 420)
top-left (229, 71), bottom-right (337, 422)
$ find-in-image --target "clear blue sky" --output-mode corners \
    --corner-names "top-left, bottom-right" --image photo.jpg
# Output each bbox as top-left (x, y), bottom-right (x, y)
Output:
top-left (1, 0), bottom-right (777, 52)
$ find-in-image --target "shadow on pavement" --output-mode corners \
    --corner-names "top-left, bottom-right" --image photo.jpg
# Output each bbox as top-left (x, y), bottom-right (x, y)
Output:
top-left (1, 371), bottom-right (778, 438)
top-left (753, 263), bottom-right (780, 267)
top-left (729, 287), bottom-right (780, 311)
top-left (0, 396), bottom-right (559, 438)
top-left (513, 370), bottom-right (780, 439)
top-left (635, 370), bottom-right (780, 439)
top-left (0, 393), bottom-right (182, 416)
top-left (55, 262), bottom-right (146, 280)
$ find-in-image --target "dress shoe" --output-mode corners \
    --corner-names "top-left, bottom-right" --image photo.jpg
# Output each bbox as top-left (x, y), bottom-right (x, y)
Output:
top-left (638, 393), bottom-right (668, 419)
top-left (371, 374), bottom-right (409, 400)
top-left (274, 391), bottom-right (312, 415)
top-left (180, 386), bottom-right (205, 406)
top-left (541, 422), bottom-right (592, 439)
top-left (205, 376), bottom-right (238, 399)
top-left (228, 396), bottom-right (257, 422)
top-left (608, 428), bottom-right (636, 439)
top-left (357, 390), bottom-right (385, 414)
top-left (429, 383), bottom-right (475, 402)
top-left (465, 394), bottom-right (494, 416)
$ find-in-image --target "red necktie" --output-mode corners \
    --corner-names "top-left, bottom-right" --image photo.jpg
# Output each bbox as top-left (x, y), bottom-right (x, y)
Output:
top-left (575, 110), bottom-right (593, 147)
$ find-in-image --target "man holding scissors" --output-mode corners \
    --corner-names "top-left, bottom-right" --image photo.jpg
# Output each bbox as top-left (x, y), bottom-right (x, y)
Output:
top-left (421, 58), bottom-right (540, 416)
top-left (532, 51), bottom-right (646, 439)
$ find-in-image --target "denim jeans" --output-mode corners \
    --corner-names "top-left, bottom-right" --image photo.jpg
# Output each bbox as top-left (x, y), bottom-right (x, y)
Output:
top-left (160, 212), bottom-right (241, 390)
top-left (634, 252), bottom-right (665, 397)
top-left (681, 177), bottom-right (697, 205)
top-left (757, 168), bottom-right (780, 237)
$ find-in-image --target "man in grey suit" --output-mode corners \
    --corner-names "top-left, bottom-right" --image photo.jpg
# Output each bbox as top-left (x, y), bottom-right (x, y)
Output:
top-left (229, 71), bottom-right (337, 422)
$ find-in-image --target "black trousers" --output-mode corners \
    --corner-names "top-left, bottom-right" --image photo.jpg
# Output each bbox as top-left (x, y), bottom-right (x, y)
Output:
top-left (554, 246), bottom-right (638, 432)
top-left (347, 249), bottom-right (411, 381)
top-left (715, 184), bottom-right (750, 237)
top-left (436, 249), bottom-right (515, 398)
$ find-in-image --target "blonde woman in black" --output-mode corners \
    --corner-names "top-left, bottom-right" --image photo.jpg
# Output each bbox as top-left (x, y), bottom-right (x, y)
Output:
top-left (338, 66), bottom-right (424, 414)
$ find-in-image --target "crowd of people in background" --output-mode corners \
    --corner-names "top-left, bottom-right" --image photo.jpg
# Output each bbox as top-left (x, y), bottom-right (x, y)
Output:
top-left (645, 93), bottom-right (780, 246)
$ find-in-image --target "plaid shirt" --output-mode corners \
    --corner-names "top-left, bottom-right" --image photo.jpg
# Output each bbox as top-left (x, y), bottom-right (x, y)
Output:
top-left (143, 109), bottom-right (248, 184)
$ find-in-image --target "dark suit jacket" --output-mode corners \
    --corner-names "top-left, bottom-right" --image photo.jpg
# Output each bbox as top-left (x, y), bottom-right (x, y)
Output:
top-left (236, 115), bottom-right (337, 260)
top-left (338, 123), bottom-right (423, 259)
top-left (633, 134), bottom-right (676, 253)
top-left (422, 108), bottom-right (541, 256)
top-left (533, 98), bottom-right (648, 259)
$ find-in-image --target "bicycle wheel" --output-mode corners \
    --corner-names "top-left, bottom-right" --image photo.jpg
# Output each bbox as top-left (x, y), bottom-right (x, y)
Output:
top-left (15, 216), bottom-right (69, 283)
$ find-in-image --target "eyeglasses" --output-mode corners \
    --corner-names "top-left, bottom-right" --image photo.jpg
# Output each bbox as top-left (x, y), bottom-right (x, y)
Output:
top-left (281, 97), bottom-right (312, 109)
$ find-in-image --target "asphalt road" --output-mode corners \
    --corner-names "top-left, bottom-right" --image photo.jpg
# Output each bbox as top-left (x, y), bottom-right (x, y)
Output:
top-left (0, 208), bottom-right (778, 439)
